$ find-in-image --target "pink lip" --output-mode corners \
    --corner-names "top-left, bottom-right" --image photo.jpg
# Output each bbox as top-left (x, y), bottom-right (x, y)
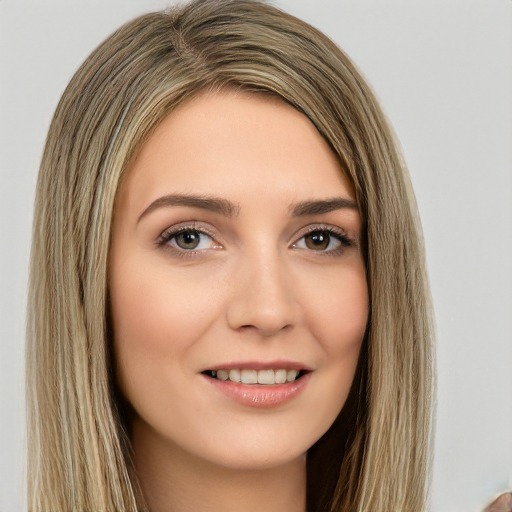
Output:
top-left (203, 371), bottom-right (311, 409)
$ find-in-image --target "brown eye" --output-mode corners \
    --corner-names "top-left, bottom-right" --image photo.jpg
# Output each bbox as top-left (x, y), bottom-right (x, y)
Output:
top-left (304, 231), bottom-right (331, 250)
top-left (157, 225), bottom-right (220, 254)
top-left (174, 230), bottom-right (202, 250)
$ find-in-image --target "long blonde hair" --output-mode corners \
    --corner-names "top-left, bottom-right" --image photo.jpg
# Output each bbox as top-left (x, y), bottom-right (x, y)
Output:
top-left (27, 1), bottom-right (435, 510)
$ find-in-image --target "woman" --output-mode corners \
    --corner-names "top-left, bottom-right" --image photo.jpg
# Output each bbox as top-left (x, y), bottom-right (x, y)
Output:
top-left (26, 0), bottom-right (435, 511)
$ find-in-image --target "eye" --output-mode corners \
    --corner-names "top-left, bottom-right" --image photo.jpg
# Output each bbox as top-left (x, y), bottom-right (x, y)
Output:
top-left (292, 228), bottom-right (352, 254)
top-left (303, 231), bottom-right (337, 251)
top-left (157, 226), bottom-right (218, 252)
top-left (172, 230), bottom-right (208, 250)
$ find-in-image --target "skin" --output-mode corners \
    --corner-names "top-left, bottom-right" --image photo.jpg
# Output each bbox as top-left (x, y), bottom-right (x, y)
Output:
top-left (110, 89), bottom-right (368, 512)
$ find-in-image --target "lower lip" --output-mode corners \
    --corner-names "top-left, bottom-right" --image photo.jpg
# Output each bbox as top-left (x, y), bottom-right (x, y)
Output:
top-left (204, 372), bottom-right (311, 409)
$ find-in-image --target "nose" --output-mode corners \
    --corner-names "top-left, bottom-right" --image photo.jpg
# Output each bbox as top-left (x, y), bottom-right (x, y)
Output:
top-left (226, 249), bottom-right (297, 337)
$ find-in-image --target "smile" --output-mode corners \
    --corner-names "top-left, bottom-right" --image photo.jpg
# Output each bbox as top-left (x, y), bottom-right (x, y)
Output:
top-left (202, 369), bottom-right (311, 408)
top-left (203, 368), bottom-right (305, 385)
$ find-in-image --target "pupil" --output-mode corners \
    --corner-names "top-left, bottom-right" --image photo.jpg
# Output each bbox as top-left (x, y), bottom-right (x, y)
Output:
top-left (305, 231), bottom-right (330, 250)
top-left (176, 230), bottom-right (200, 249)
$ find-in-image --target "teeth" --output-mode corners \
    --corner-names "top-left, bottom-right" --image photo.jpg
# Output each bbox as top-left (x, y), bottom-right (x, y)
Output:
top-left (209, 368), bottom-right (302, 385)
top-left (286, 369), bottom-right (298, 382)
top-left (275, 369), bottom-right (287, 384)
top-left (229, 369), bottom-right (241, 382)
top-left (241, 369), bottom-right (258, 384)
top-left (217, 370), bottom-right (229, 381)
top-left (257, 369), bottom-right (274, 385)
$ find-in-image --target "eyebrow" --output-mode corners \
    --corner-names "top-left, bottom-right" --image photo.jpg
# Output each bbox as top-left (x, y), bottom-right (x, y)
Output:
top-left (138, 194), bottom-right (240, 223)
top-left (291, 198), bottom-right (358, 216)
top-left (137, 194), bottom-right (357, 223)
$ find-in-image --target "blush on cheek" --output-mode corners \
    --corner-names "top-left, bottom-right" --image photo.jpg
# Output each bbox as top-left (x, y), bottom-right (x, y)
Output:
top-left (110, 264), bottom-right (216, 392)
top-left (110, 274), bottom-right (170, 387)
top-left (308, 274), bottom-right (368, 355)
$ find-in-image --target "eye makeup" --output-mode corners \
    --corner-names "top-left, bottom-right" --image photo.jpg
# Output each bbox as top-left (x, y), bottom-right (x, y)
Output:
top-left (290, 224), bottom-right (355, 257)
top-left (155, 221), bottom-right (222, 257)
top-left (154, 218), bottom-right (356, 260)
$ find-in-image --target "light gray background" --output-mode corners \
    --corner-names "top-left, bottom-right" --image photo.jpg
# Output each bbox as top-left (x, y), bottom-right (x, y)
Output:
top-left (1, 1), bottom-right (511, 511)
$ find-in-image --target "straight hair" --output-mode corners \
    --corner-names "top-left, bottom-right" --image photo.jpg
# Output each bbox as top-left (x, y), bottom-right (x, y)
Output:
top-left (27, 1), bottom-right (435, 510)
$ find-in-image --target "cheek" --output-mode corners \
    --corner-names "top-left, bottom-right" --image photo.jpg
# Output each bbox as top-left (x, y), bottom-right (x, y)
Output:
top-left (304, 263), bottom-right (368, 357)
top-left (286, 263), bottom-right (368, 447)
top-left (109, 259), bottom-right (219, 395)
top-left (299, 261), bottom-right (368, 414)
top-left (111, 271), bottom-right (174, 361)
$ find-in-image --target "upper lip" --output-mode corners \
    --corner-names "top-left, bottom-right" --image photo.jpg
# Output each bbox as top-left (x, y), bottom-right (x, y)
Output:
top-left (201, 360), bottom-right (313, 372)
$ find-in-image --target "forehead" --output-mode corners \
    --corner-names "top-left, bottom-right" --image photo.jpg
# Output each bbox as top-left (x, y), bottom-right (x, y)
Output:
top-left (118, 89), bottom-right (355, 213)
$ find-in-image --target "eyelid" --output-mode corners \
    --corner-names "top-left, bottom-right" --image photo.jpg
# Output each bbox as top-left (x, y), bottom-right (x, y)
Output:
top-left (156, 221), bottom-right (222, 253)
top-left (290, 224), bottom-right (354, 253)
top-left (155, 221), bottom-right (355, 258)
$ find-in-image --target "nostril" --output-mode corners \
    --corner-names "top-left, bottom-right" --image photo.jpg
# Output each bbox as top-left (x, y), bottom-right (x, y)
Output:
top-left (233, 321), bottom-right (293, 338)
top-left (225, 271), bottom-right (296, 336)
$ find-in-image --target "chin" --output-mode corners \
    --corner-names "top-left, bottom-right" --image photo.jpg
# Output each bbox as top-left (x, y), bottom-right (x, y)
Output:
top-left (206, 445), bottom-right (307, 472)
top-left (185, 421), bottom-right (324, 472)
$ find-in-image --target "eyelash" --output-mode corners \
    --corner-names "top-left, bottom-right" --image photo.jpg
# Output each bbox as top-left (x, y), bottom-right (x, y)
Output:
top-left (156, 223), bottom-right (353, 257)
top-left (291, 225), bottom-right (353, 257)
top-left (156, 222), bottom-right (219, 257)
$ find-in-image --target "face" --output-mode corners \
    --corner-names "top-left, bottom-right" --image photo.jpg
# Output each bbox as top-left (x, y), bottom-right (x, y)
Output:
top-left (110, 90), bottom-right (368, 471)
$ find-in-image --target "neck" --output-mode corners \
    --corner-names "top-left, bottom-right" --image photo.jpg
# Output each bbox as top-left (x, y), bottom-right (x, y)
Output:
top-left (132, 418), bottom-right (307, 512)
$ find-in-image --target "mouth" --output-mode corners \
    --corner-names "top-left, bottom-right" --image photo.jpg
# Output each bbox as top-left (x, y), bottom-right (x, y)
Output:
top-left (202, 368), bottom-right (309, 385)
top-left (201, 364), bottom-right (312, 408)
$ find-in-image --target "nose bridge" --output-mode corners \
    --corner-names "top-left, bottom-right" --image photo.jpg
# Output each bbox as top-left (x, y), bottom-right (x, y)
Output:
top-left (226, 244), bottom-right (296, 336)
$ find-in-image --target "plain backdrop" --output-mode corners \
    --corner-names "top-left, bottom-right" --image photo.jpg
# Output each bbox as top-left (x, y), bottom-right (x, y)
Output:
top-left (1, 1), bottom-right (511, 511)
